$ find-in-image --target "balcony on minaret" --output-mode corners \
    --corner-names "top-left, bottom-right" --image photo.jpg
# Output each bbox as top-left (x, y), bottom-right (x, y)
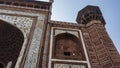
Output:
top-left (76, 5), bottom-right (105, 25)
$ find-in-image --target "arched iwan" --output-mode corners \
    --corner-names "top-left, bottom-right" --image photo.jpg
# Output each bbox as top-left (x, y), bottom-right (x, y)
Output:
top-left (53, 33), bottom-right (86, 60)
top-left (0, 20), bottom-right (24, 68)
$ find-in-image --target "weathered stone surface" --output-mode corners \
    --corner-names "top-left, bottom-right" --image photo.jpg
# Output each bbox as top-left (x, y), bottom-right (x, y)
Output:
top-left (23, 27), bottom-right (42, 68)
top-left (23, 15), bottom-right (45, 68)
top-left (0, 15), bottom-right (33, 38)
top-left (54, 63), bottom-right (86, 68)
top-left (55, 29), bottom-right (79, 37)
top-left (0, 8), bottom-right (46, 68)
top-left (41, 24), bottom-right (51, 68)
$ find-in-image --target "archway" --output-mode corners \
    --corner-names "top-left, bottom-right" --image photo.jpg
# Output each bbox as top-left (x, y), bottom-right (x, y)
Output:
top-left (53, 33), bottom-right (85, 60)
top-left (0, 20), bottom-right (24, 68)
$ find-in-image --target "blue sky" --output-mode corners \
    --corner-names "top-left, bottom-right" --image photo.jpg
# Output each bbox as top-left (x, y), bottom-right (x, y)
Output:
top-left (39, 0), bottom-right (120, 54)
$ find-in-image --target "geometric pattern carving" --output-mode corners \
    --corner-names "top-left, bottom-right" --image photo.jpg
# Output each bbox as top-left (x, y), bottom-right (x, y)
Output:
top-left (0, 15), bottom-right (33, 38)
top-left (23, 14), bottom-right (45, 68)
top-left (54, 63), bottom-right (86, 68)
top-left (23, 27), bottom-right (42, 68)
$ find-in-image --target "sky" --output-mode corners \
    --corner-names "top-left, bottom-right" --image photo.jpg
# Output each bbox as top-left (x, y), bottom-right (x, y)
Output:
top-left (38, 0), bottom-right (120, 54)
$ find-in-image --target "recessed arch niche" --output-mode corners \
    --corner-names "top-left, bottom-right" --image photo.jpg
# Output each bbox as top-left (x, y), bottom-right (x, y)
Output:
top-left (0, 20), bottom-right (24, 68)
top-left (0, 63), bottom-right (4, 68)
top-left (53, 33), bottom-right (86, 60)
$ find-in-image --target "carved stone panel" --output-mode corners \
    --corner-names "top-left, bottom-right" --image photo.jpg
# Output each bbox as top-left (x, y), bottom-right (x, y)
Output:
top-left (0, 13), bottom-right (45, 68)
top-left (54, 63), bottom-right (86, 68)
top-left (23, 14), bottom-right (45, 68)
top-left (0, 8), bottom-right (46, 68)
top-left (23, 27), bottom-right (42, 68)
top-left (0, 14), bottom-right (34, 68)
top-left (0, 15), bottom-right (34, 38)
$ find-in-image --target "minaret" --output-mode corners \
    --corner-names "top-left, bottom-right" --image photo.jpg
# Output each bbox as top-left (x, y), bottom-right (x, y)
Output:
top-left (76, 5), bottom-right (120, 68)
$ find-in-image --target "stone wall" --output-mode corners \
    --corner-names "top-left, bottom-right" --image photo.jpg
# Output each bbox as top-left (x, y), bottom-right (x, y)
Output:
top-left (47, 27), bottom-right (91, 68)
top-left (0, 6), bottom-right (47, 68)
top-left (81, 20), bottom-right (120, 68)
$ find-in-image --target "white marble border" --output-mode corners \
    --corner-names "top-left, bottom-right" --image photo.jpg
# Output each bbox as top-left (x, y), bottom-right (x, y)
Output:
top-left (0, 8), bottom-right (46, 68)
top-left (79, 30), bottom-right (91, 68)
top-left (48, 27), bottom-right (91, 68)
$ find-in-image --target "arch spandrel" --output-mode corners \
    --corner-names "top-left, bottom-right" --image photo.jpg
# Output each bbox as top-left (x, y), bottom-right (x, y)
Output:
top-left (54, 29), bottom-right (79, 38)
top-left (0, 15), bottom-right (34, 39)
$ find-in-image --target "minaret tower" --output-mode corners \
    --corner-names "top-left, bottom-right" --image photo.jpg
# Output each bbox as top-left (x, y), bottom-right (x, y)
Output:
top-left (76, 5), bottom-right (120, 68)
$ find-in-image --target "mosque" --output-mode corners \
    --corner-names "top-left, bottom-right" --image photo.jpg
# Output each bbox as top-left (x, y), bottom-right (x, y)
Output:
top-left (0, 0), bottom-right (120, 68)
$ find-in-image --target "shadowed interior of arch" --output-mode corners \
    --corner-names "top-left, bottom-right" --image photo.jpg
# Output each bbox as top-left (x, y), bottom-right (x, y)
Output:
top-left (53, 33), bottom-right (86, 60)
top-left (0, 63), bottom-right (4, 68)
top-left (0, 20), bottom-right (24, 68)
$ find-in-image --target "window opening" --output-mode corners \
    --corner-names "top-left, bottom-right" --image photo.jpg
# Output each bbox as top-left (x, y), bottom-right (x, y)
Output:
top-left (64, 52), bottom-right (71, 56)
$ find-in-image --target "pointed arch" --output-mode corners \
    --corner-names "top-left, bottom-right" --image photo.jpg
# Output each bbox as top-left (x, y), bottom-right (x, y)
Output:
top-left (0, 20), bottom-right (24, 68)
top-left (53, 33), bottom-right (86, 60)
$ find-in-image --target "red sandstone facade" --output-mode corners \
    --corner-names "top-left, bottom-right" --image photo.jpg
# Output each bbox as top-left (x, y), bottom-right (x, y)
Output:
top-left (0, 0), bottom-right (119, 68)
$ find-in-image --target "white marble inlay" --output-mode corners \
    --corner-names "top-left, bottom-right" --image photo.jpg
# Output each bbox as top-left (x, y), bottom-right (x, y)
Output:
top-left (54, 63), bottom-right (86, 68)
top-left (23, 27), bottom-right (42, 68)
top-left (6, 61), bottom-right (12, 68)
top-left (23, 14), bottom-right (45, 68)
top-left (0, 9), bottom-right (45, 68)
top-left (55, 29), bottom-right (79, 37)
top-left (0, 15), bottom-right (33, 38)
top-left (49, 27), bottom-right (91, 68)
